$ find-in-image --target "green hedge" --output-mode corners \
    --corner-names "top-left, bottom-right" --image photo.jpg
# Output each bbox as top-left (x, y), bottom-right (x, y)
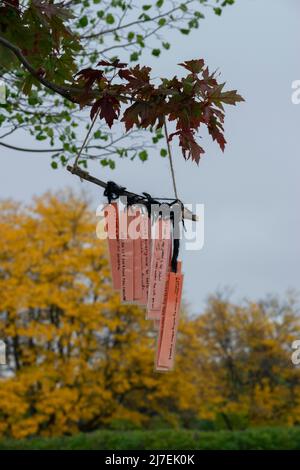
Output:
top-left (1, 427), bottom-right (300, 450)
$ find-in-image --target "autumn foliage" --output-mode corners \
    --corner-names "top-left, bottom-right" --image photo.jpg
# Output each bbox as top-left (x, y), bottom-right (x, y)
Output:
top-left (0, 192), bottom-right (300, 439)
top-left (75, 59), bottom-right (244, 163)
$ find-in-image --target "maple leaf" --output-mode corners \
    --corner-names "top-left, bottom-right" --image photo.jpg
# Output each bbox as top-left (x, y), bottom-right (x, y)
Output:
top-left (91, 95), bottom-right (120, 128)
top-left (75, 68), bottom-right (104, 88)
top-left (118, 69), bottom-right (135, 81)
top-left (121, 101), bottom-right (159, 131)
top-left (169, 129), bottom-right (204, 164)
top-left (123, 65), bottom-right (152, 92)
top-left (32, 0), bottom-right (74, 21)
top-left (97, 59), bottom-right (127, 69)
top-left (219, 89), bottom-right (245, 105)
top-left (179, 59), bottom-right (205, 74)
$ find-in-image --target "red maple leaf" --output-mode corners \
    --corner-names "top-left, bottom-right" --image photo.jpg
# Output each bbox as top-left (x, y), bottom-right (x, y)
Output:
top-left (91, 95), bottom-right (120, 128)
top-left (97, 59), bottom-right (127, 69)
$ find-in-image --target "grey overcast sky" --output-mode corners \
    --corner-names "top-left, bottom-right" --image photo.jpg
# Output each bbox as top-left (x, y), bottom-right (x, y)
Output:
top-left (0, 0), bottom-right (299, 313)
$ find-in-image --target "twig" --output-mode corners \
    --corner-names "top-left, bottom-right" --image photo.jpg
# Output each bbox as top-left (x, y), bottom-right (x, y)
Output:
top-left (66, 165), bottom-right (198, 222)
top-left (164, 117), bottom-right (178, 199)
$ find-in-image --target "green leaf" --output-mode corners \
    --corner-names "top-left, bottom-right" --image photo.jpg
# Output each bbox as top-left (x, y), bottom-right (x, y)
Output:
top-left (106, 14), bottom-right (115, 24)
top-left (152, 48), bottom-right (161, 57)
top-left (139, 150), bottom-right (148, 161)
top-left (214, 7), bottom-right (222, 16)
top-left (28, 94), bottom-right (39, 106)
top-left (160, 148), bottom-right (167, 157)
top-left (158, 18), bottom-right (166, 26)
top-left (36, 133), bottom-right (47, 141)
top-left (51, 161), bottom-right (58, 169)
top-left (156, 0), bottom-right (164, 7)
top-left (79, 16), bottom-right (88, 27)
top-left (142, 4), bottom-right (152, 10)
top-left (162, 42), bottom-right (170, 50)
top-left (94, 130), bottom-right (101, 139)
top-left (130, 52), bottom-right (139, 61)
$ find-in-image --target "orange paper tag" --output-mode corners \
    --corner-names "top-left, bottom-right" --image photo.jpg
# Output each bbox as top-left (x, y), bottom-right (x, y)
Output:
top-left (104, 202), bottom-right (121, 290)
top-left (139, 213), bottom-right (151, 306)
top-left (156, 261), bottom-right (183, 371)
top-left (120, 207), bottom-right (135, 303)
top-left (147, 218), bottom-right (172, 320)
top-left (131, 207), bottom-right (143, 303)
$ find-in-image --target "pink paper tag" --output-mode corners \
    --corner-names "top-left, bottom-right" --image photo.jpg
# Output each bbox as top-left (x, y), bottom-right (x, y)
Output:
top-left (120, 208), bottom-right (135, 303)
top-left (131, 207), bottom-right (143, 303)
top-left (139, 213), bottom-right (151, 306)
top-left (104, 202), bottom-right (121, 290)
top-left (147, 218), bottom-right (172, 320)
top-left (155, 261), bottom-right (183, 371)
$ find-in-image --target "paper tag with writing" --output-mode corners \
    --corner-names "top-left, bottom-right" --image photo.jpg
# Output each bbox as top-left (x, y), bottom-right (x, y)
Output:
top-left (147, 218), bottom-right (172, 320)
top-left (155, 261), bottom-right (183, 371)
top-left (139, 213), bottom-right (151, 306)
top-left (130, 207), bottom-right (143, 303)
top-left (120, 207), bottom-right (135, 303)
top-left (104, 202), bottom-right (121, 290)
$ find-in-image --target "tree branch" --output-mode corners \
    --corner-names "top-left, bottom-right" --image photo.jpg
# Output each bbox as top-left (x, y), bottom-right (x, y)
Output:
top-left (0, 35), bottom-right (79, 103)
top-left (66, 165), bottom-right (198, 222)
top-left (81, 1), bottom-right (194, 40)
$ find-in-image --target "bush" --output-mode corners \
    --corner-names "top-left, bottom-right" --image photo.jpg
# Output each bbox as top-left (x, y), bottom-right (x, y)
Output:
top-left (0, 427), bottom-right (300, 450)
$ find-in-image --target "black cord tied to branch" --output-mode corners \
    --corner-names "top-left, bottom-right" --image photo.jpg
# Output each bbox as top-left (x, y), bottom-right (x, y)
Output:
top-left (104, 181), bottom-right (127, 203)
top-left (103, 182), bottom-right (185, 273)
top-left (169, 200), bottom-right (185, 273)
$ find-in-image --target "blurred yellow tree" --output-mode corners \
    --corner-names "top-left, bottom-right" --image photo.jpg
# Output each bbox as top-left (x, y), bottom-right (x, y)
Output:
top-left (0, 192), bottom-right (300, 438)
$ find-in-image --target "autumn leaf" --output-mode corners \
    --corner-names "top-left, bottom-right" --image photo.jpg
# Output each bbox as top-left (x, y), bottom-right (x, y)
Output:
top-left (97, 59), bottom-right (127, 69)
top-left (179, 59), bottom-right (205, 74)
top-left (90, 95), bottom-right (120, 127)
top-left (75, 68), bottom-right (104, 89)
top-left (169, 129), bottom-right (204, 164)
top-left (75, 59), bottom-right (244, 163)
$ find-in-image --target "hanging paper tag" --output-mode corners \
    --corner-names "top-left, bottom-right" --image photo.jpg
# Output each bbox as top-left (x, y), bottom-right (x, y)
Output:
top-left (104, 202), bottom-right (121, 291)
top-left (120, 207), bottom-right (135, 303)
top-left (155, 261), bottom-right (183, 371)
top-left (139, 212), bottom-right (151, 306)
top-left (147, 217), bottom-right (172, 320)
top-left (131, 207), bottom-right (143, 303)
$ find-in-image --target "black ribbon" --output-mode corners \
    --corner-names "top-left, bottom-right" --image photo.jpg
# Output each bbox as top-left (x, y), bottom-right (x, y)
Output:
top-left (103, 181), bottom-right (126, 204)
top-left (104, 182), bottom-right (185, 273)
top-left (169, 200), bottom-right (185, 273)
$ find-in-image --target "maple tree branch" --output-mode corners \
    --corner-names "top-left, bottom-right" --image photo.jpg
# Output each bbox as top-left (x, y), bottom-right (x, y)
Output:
top-left (99, 24), bottom-right (164, 56)
top-left (0, 35), bottom-right (79, 103)
top-left (0, 129), bottom-right (145, 153)
top-left (81, 1), bottom-right (195, 40)
top-left (0, 141), bottom-right (66, 152)
top-left (66, 165), bottom-right (198, 222)
top-left (0, 141), bottom-right (131, 153)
